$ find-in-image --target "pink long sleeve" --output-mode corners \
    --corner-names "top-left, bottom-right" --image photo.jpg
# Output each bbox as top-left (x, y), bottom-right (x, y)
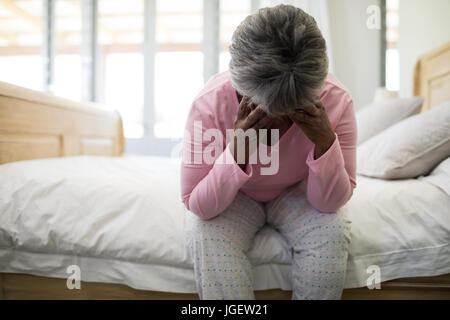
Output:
top-left (305, 97), bottom-right (357, 212)
top-left (180, 92), bottom-right (252, 220)
top-left (181, 145), bottom-right (252, 220)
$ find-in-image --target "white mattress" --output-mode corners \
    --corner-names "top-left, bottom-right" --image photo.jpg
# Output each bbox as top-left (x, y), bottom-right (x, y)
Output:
top-left (0, 155), bottom-right (449, 293)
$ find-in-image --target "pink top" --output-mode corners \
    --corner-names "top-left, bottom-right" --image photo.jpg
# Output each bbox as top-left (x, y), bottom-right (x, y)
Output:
top-left (180, 71), bottom-right (357, 220)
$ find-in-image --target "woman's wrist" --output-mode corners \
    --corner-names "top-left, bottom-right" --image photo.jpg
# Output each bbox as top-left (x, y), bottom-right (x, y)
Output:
top-left (313, 132), bottom-right (336, 159)
top-left (231, 135), bottom-right (248, 170)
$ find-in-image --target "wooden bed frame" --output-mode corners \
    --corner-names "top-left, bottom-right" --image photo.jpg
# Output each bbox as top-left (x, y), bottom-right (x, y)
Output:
top-left (0, 42), bottom-right (449, 300)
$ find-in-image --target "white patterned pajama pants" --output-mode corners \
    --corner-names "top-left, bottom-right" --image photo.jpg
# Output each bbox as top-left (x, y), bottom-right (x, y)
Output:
top-left (186, 181), bottom-right (352, 300)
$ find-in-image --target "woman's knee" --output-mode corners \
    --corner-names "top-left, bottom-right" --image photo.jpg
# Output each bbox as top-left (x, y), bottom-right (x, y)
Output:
top-left (312, 212), bottom-right (351, 249)
top-left (188, 215), bottom-right (219, 242)
top-left (187, 214), bottom-right (239, 251)
top-left (191, 215), bottom-right (263, 257)
top-left (188, 194), bottom-right (264, 250)
top-left (291, 211), bottom-right (351, 251)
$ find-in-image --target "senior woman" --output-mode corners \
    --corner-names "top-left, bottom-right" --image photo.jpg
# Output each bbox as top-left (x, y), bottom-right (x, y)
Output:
top-left (181, 4), bottom-right (357, 300)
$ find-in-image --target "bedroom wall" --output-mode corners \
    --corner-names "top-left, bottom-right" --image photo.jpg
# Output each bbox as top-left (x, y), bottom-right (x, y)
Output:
top-left (327, 0), bottom-right (382, 110)
top-left (398, 0), bottom-right (450, 97)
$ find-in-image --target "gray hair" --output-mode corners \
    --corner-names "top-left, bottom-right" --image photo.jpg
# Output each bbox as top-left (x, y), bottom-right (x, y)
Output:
top-left (229, 4), bottom-right (328, 116)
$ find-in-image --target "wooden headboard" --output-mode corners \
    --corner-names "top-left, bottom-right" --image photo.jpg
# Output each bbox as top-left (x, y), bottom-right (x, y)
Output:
top-left (0, 81), bottom-right (124, 165)
top-left (413, 41), bottom-right (450, 112)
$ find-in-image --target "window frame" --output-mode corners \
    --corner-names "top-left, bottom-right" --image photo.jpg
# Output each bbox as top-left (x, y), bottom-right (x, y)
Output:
top-left (32, 0), bottom-right (260, 155)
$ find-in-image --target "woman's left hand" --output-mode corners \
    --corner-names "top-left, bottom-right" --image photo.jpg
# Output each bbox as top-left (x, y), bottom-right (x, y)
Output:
top-left (289, 100), bottom-right (336, 159)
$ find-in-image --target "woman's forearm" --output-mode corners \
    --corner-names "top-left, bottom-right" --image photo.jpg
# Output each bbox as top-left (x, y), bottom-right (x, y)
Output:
top-left (306, 135), bottom-right (354, 212)
top-left (181, 145), bottom-right (252, 220)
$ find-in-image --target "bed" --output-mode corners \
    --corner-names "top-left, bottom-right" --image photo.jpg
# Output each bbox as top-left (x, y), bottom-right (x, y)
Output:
top-left (0, 43), bottom-right (449, 300)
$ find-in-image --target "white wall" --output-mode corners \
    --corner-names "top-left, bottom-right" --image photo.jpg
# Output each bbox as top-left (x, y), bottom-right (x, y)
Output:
top-left (398, 0), bottom-right (450, 96)
top-left (328, 0), bottom-right (382, 110)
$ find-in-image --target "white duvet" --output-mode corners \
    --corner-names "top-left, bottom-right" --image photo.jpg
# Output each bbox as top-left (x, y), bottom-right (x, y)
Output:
top-left (0, 155), bottom-right (449, 292)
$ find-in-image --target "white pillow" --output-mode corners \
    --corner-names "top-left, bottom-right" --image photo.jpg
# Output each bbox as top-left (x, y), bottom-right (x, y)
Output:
top-left (356, 97), bottom-right (423, 145)
top-left (418, 157), bottom-right (450, 195)
top-left (357, 101), bottom-right (450, 179)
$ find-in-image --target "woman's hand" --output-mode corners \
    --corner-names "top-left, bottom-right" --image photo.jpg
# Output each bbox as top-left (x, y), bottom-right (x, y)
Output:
top-left (289, 100), bottom-right (336, 159)
top-left (231, 96), bottom-right (274, 169)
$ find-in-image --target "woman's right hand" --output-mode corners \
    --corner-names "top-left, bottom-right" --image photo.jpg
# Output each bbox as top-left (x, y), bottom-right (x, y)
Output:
top-left (231, 96), bottom-right (274, 169)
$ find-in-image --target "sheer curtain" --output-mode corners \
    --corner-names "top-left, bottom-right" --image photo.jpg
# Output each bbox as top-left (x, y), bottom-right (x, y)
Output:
top-left (258, 0), bottom-right (333, 72)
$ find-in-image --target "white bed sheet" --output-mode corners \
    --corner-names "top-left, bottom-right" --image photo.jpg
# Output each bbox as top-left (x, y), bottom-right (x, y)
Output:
top-left (0, 155), bottom-right (448, 292)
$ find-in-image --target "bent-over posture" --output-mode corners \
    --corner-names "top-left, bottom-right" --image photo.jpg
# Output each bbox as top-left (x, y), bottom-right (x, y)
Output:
top-left (181, 4), bottom-right (357, 300)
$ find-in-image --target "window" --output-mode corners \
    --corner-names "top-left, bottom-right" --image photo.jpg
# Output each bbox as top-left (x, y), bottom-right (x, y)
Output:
top-left (0, 0), bottom-right (260, 150)
top-left (0, 0), bottom-right (43, 91)
top-left (153, 0), bottom-right (204, 139)
top-left (386, 0), bottom-right (399, 91)
top-left (219, 0), bottom-right (251, 72)
top-left (54, 0), bottom-right (82, 100)
top-left (98, 0), bottom-right (144, 139)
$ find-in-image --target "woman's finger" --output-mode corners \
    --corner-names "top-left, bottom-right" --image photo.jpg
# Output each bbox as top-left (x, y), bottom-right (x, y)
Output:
top-left (237, 104), bottom-right (246, 118)
top-left (302, 104), bottom-right (320, 117)
top-left (245, 106), bottom-right (267, 127)
top-left (237, 96), bottom-right (251, 119)
top-left (291, 112), bottom-right (318, 128)
top-left (290, 110), bottom-right (307, 122)
top-left (249, 101), bottom-right (258, 110)
top-left (253, 116), bottom-right (274, 130)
